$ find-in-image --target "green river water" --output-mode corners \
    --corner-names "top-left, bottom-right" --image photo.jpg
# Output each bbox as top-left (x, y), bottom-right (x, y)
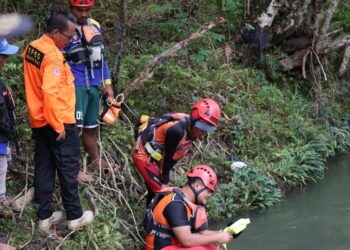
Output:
top-left (220, 153), bottom-right (350, 250)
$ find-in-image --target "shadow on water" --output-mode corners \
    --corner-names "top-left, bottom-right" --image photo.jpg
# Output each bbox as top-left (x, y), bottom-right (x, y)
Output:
top-left (215, 153), bottom-right (350, 250)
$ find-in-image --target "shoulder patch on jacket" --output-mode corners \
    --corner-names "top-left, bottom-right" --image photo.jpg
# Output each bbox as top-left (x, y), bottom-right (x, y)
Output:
top-left (25, 45), bottom-right (44, 68)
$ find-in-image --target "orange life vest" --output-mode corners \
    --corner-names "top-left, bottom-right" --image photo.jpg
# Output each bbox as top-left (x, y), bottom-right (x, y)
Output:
top-left (145, 188), bottom-right (208, 250)
top-left (134, 113), bottom-right (193, 164)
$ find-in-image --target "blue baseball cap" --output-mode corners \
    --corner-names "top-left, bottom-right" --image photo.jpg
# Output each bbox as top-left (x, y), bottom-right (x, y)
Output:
top-left (0, 38), bottom-right (19, 55)
top-left (194, 120), bottom-right (217, 132)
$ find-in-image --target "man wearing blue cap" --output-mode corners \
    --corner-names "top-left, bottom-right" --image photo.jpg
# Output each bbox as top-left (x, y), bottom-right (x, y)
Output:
top-left (0, 37), bottom-right (19, 208)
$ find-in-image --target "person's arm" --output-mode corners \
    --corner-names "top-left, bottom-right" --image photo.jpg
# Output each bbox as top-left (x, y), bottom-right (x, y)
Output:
top-left (101, 41), bottom-right (114, 97)
top-left (5, 86), bottom-right (15, 111)
top-left (161, 123), bottom-right (184, 184)
top-left (172, 226), bottom-right (232, 247)
top-left (201, 229), bottom-right (223, 235)
top-left (41, 57), bottom-right (64, 134)
top-left (102, 61), bottom-right (114, 97)
top-left (164, 201), bottom-right (233, 247)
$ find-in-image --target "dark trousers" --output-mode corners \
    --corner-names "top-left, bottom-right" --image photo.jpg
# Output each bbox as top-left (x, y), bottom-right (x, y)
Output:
top-left (32, 124), bottom-right (83, 220)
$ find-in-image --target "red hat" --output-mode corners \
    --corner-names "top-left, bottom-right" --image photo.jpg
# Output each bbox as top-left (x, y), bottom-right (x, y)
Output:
top-left (187, 165), bottom-right (217, 191)
top-left (69, 0), bottom-right (94, 7)
top-left (191, 98), bottom-right (221, 129)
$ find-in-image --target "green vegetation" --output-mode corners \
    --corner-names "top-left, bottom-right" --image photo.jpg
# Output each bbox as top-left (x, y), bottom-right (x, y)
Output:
top-left (1, 0), bottom-right (350, 249)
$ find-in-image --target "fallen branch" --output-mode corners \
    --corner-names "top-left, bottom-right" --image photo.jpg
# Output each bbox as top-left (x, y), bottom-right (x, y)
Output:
top-left (280, 35), bottom-right (350, 71)
top-left (339, 45), bottom-right (350, 76)
top-left (18, 220), bottom-right (34, 249)
top-left (324, 28), bottom-right (343, 38)
top-left (122, 16), bottom-right (226, 98)
top-left (91, 239), bottom-right (100, 250)
top-left (311, 49), bottom-right (327, 80)
top-left (278, 0), bottom-right (346, 75)
top-left (321, 35), bottom-right (350, 54)
top-left (320, 0), bottom-right (341, 36)
top-left (302, 49), bottom-right (310, 79)
top-left (55, 230), bottom-right (76, 250)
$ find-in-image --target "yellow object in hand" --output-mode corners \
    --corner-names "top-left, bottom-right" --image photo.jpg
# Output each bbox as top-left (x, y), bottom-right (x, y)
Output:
top-left (222, 218), bottom-right (251, 249)
top-left (224, 218), bottom-right (251, 235)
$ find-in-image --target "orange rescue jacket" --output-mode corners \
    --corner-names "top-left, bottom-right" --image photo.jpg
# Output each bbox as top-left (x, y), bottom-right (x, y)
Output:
top-left (145, 189), bottom-right (208, 250)
top-left (23, 35), bottom-right (76, 133)
top-left (133, 114), bottom-right (193, 169)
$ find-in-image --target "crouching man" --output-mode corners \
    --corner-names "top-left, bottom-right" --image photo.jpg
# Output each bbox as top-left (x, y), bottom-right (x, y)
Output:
top-left (144, 165), bottom-right (233, 249)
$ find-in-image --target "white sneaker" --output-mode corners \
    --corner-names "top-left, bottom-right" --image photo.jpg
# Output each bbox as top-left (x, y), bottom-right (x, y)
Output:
top-left (67, 210), bottom-right (94, 231)
top-left (38, 211), bottom-right (64, 233)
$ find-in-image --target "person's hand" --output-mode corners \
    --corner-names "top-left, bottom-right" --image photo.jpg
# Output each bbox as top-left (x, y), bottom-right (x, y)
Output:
top-left (217, 231), bottom-right (233, 244)
top-left (56, 130), bottom-right (65, 141)
top-left (104, 85), bottom-right (114, 98)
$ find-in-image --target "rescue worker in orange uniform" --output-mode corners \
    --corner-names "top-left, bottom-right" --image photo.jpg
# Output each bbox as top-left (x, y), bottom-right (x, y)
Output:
top-left (23, 11), bottom-right (93, 233)
top-left (144, 165), bottom-right (233, 250)
top-left (132, 98), bottom-right (221, 205)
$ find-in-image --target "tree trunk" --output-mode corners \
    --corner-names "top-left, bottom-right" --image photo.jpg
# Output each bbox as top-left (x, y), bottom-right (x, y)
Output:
top-left (251, 0), bottom-right (323, 40)
top-left (248, 0), bottom-right (350, 74)
top-left (244, 0), bottom-right (349, 116)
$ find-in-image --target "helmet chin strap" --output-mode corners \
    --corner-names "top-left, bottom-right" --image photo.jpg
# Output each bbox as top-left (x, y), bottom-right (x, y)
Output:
top-left (188, 116), bottom-right (197, 130)
top-left (189, 114), bottom-right (200, 125)
top-left (188, 183), bottom-right (207, 204)
top-left (186, 117), bottom-right (196, 140)
top-left (188, 116), bottom-right (203, 140)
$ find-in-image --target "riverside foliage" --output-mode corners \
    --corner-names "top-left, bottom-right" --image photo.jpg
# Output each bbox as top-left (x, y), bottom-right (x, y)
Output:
top-left (1, 0), bottom-right (350, 249)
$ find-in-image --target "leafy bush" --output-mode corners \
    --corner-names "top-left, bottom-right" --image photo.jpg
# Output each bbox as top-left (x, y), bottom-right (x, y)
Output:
top-left (207, 166), bottom-right (282, 221)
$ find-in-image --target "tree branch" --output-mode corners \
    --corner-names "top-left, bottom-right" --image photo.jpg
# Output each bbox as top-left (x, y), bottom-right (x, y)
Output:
top-left (320, 0), bottom-right (341, 35)
top-left (302, 49), bottom-right (310, 79)
top-left (339, 46), bottom-right (350, 76)
top-left (321, 35), bottom-right (350, 54)
top-left (280, 35), bottom-right (350, 71)
top-left (122, 16), bottom-right (225, 98)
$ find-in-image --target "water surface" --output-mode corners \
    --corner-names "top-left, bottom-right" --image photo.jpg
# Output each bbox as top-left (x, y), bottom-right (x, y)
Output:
top-left (221, 153), bottom-right (350, 250)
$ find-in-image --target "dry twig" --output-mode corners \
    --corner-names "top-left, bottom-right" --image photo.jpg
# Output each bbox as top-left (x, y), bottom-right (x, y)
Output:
top-left (55, 230), bottom-right (77, 250)
top-left (18, 220), bottom-right (34, 249)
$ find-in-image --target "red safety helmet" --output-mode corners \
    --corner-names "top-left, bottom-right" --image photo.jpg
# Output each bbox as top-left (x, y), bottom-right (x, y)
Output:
top-left (191, 98), bottom-right (221, 127)
top-left (69, 0), bottom-right (94, 7)
top-left (187, 165), bottom-right (217, 191)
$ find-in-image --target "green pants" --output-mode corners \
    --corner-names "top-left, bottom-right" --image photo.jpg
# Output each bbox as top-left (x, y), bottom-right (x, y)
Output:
top-left (75, 86), bottom-right (100, 128)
